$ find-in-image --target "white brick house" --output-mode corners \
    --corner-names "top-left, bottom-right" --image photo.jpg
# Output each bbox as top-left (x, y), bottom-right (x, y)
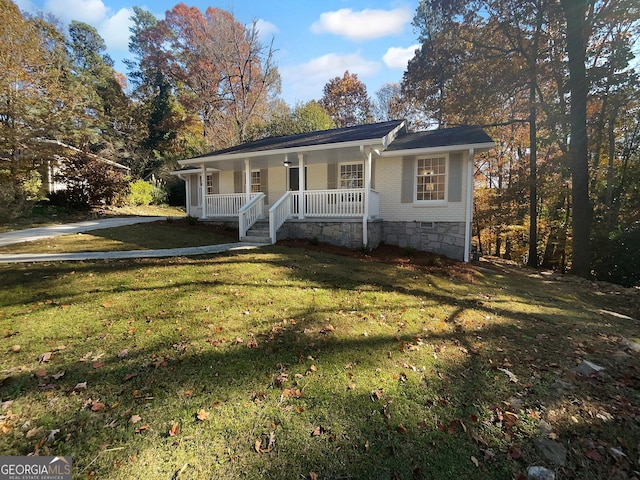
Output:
top-left (172, 120), bottom-right (494, 261)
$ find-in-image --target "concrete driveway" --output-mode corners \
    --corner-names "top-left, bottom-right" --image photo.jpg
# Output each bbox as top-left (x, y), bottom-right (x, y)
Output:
top-left (0, 217), bottom-right (267, 264)
top-left (0, 217), bottom-right (165, 247)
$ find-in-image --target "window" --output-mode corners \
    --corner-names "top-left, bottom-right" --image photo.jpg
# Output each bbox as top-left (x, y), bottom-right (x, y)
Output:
top-left (206, 174), bottom-right (218, 195)
top-left (416, 157), bottom-right (446, 201)
top-left (339, 163), bottom-right (363, 189)
top-left (251, 170), bottom-right (261, 193)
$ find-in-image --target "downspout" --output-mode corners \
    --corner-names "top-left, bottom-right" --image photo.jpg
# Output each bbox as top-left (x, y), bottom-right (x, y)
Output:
top-left (464, 149), bottom-right (475, 262)
top-left (200, 162), bottom-right (206, 218)
top-left (298, 153), bottom-right (305, 219)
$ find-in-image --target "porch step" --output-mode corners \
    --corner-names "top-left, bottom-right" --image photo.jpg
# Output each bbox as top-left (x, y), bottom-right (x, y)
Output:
top-left (241, 219), bottom-right (271, 244)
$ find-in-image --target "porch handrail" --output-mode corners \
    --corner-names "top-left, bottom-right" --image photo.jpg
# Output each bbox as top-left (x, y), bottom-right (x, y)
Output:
top-left (239, 193), bottom-right (265, 240)
top-left (204, 192), bottom-right (259, 218)
top-left (268, 191), bottom-right (294, 243)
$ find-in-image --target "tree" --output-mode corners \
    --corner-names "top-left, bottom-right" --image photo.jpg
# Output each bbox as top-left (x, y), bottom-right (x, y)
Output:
top-left (559, 0), bottom-right (591, 276)
top-left (159, 4), bottom-right (279, 149)
top-left (0, 1), bottom-right (86, 218)
top-left (320, 71), bottom-right (373, 128)
top-left (374, 82), bottom-right (431, 130)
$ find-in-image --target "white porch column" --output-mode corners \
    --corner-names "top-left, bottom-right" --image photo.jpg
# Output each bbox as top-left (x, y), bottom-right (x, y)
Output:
top-left (362, 148), bottom-right (372, 246)
top-left (298, 153), bottom-right (305, 219)
top-left (464, 148), bottom-right (475, 262)
top-left (200, 162), bottom-right (206, 218)
top-left (244, 158), bottom-right (251, 202)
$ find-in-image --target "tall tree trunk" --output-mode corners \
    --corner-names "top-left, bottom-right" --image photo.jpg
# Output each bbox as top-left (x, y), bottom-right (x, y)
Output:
top-left (527, 82), bottom-right (538, 267)
top-left (561, 0), bottom-right (592, 277)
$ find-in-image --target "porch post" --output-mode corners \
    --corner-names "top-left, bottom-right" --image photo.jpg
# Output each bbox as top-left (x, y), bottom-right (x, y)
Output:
top-left (298, 153), bottom-right (305, 219)
top-left (464, 148), bottom-right (475, 262)
top-left (200, 162), bottom-right (206, 218)
top-left (362, 148), bottom-right (372, 246)
top-left (244, 158), bottom-right (251, 202)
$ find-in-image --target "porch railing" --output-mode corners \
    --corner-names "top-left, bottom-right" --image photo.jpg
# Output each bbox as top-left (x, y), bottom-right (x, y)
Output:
top-left (300, 188), bottom-right (365, 217)
top-left (239, 193), bottom-right (265, 240)
top-left (268, 191), bottom-right (294, 243)
top-left (204, 193), bottom-right (258, 218)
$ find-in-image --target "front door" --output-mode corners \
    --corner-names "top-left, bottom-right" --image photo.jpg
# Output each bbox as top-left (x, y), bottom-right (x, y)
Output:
top-left (288, 167), bottom-right (307, 191)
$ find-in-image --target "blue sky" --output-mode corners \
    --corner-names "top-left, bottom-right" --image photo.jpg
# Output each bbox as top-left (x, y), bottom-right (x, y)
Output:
top-left (15, 0), bottom-right (422, 106)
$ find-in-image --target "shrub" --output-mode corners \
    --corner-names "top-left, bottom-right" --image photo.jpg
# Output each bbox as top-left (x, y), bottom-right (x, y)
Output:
top-left (185, 215), bottom-right (198, 225)
top-left (128, 180), bottom-right (154, 206)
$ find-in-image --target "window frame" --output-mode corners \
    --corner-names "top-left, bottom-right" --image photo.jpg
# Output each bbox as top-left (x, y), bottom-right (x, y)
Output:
top-left (250, 169), bottom-right (261, 193)
top-left (414, 155), bottom-right (448, 204)
top-left (338, 162), bottom-right (364, 189)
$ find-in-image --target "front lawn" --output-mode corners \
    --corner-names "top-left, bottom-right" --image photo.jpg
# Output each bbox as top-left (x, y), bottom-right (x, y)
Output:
top-left (0, 246), bottom-right (638, 479)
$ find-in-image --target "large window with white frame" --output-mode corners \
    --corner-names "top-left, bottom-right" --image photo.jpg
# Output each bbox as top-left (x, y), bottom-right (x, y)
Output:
top-left (416, 156), bottom-right (446, 202)
top-left (339, 163), bottom-right (363, 189)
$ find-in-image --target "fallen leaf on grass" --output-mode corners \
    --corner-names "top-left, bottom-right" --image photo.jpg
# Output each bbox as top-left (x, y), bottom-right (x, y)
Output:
top-left (497, 367), bottom-right (518, 383)
top-left (73, 382), bottom-right (87, 391)
top-left (283, 388), bottom-right (303, 398)
top-left (311, 425), bottom-right (327, 437)
top-left (38, 352), bottom-right (52, 363)
top-left (397, 424), bottom-right (408, 434)
top-left (129, 415), bottom-right (142, 424)
top-left (1, 424), bottom-right (11, 434)
top-left (134, 424), bottom-right (149, 433)
top-left (471, 456), bottom-right (479, 467)
top-left (168, 423), bottom-right (180, 437)
top-left (508, 445), bottom-right (522, 459)
top-left (35, 368), bottom-right (47, 378)
top-left (91, 402), bottom-right (105, 412)
top-left (309, 473), bottom-right (318, 480)
top-left (26, 427), bottom-right (43, 439)
top-left (254, 431), bottom-right (276, 453)
top-left (12, 345), bottom-right (20, 353)
top-left (122, 373), bottom-right (137, 382)
top-left (117, 349), bottom-right (129, 358)
top-left (196, 409), bottom-right (210, 421)
top-left (584, 449), bottom-right (602, 461)
top-left (51, 371), bottom-right (65, 380)
top-left (370, 389), bottom-right (383, 401)
top-left (92, 361), bottom-right (104, 369)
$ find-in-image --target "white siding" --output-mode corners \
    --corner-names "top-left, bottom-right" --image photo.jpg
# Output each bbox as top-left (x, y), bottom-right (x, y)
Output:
top-left (268, 166), bottom-right (287, 207)
top-left (376, 152), bottom-right (470, 223)
top-left (218, 171), bottom-right (236, 194)
top-left (307, 163), bottom-right (327, 190)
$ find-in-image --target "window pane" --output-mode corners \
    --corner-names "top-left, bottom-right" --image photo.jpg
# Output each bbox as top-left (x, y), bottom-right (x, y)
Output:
top-left (416, 157), bottom-right (446, 201)
top-left (340, 163), bottom-right (363, 188)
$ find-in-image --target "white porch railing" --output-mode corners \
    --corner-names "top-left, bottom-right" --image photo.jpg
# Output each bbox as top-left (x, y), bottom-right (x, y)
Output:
top-left (301, 188), bottom-right (365, 217)
top-left (268, 191), bottom-right (294, 243)
top-left (239, 193), bottom-right (265, 240)
top-left (204, 193), bottom-right (258, 218)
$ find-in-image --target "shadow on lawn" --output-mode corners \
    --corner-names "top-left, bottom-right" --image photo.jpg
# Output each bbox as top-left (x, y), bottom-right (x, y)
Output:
top-left (0, 246), bottom-right (638, 479)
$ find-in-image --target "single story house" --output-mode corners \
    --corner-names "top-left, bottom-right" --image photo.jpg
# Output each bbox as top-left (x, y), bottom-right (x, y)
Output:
top-left (172, 119), bottom-right (494, 261)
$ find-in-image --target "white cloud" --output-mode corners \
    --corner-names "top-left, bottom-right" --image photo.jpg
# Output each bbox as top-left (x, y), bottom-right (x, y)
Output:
top-left (281, 52), bottom-right (381, 102)
top-left (44, 0), bottom-right (108, 24)
top-left (383, 44), bottom-right (420, 70)
top-left (311, 8), bottom-right (412, 41)
top-left (99, 8), bottom-right (133, 51)
top-left (255, 19), bottom-right (279, 41)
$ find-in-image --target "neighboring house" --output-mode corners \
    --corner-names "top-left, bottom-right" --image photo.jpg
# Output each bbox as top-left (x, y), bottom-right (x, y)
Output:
top-left (172, 120), bottom-right (494, 261)
top-left (40, 139), bottom-right (130, 194)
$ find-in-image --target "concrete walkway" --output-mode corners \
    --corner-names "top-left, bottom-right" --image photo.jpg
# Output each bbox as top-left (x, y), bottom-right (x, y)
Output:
top-left (0, 217), bottom-right (267, 264)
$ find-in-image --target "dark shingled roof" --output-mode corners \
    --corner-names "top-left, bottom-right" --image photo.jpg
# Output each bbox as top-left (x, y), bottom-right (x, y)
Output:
top-left (194, 120), bottom-right (406, 158)
top-left (385, 125), bottom-right (494, 151)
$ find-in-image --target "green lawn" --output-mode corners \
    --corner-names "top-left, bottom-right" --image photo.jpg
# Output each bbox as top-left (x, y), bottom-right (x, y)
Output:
top-left (0, 219), bottom-right (237, 254)
top-left (0, 246), bottom-right (638, 479)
